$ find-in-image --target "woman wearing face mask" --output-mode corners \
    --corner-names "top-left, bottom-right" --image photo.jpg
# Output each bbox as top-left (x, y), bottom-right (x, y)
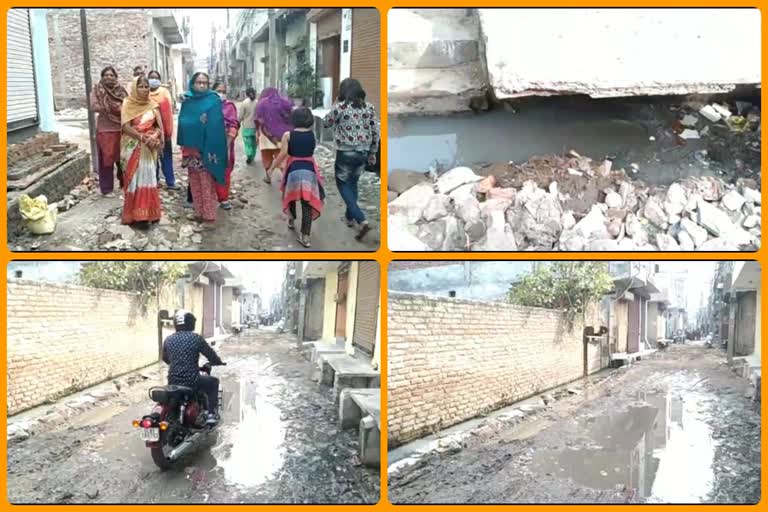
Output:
top-left (176, 72), bottom-right (228, 228)
top-left (89, 66), bottom-right (128, 196)
top-left (120, 76), bottom-right (164, 226)
top-left (213, 82), bottom-right (240, 210)
top-left (147, 70), bottom-right (177, 189)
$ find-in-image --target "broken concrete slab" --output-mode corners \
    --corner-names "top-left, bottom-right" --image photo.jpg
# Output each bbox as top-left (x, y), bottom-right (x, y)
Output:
top-left (697, 200), bottom-right (736, 236)
top-left (436, 167), bottom-right (483, 195)
top-left (389, 183), bottom-right (435, 224)
top-left (422, 194), bottom-right (452, 221)
top-left (721, 189), bottom-right (746, 211)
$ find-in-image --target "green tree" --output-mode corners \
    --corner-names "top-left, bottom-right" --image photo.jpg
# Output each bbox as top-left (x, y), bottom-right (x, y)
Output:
top-left (507, 262), bottom-right (613, 325)
top-left (79, 262), bottom-right (186, 311)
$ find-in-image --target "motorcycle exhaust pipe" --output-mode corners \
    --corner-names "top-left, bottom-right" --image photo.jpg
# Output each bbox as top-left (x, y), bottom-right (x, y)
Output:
top-left (167, 432), bottom-right (203, 462)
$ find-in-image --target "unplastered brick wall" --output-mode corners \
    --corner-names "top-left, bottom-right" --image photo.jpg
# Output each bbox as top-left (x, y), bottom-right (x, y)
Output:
top-left (7, 280), bottom-right (159, 415)
top-left (388, 292), bottom-right (601, 447)
top-left (47, 9), bottom-right (152, 109)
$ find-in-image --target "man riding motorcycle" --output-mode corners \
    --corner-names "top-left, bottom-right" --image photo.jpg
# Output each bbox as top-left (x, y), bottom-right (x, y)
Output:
top-left (162, 310), bottom-right (224, 425)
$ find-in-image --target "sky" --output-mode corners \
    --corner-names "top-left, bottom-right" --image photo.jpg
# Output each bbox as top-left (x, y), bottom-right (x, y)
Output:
top-left (224, 261), bottom-right (286, 303)
top-left (181, 9), bottom-right (238, 55)
top-left (658, 261), bottom-right (716, 315)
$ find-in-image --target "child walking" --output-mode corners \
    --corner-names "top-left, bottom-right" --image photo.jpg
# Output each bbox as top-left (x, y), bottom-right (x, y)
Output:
top-left (268, 107), bottom-right (324, 248)
top-left (323, 78), bottom-right (379, 242)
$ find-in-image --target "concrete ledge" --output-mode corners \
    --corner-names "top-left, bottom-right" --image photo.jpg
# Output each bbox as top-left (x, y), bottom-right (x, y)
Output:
top-left (319, 354), bottom-right (379, 403)
top-left (359, 415), bottom-right (381, 468)
top-left (310, 340), bottom-right (346, 363)
top-left (339, 387), bottom-right (381, 430)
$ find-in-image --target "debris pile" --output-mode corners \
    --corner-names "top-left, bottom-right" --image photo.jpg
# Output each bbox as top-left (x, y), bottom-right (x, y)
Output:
top-left (388, 158), bottom-right (761, 252)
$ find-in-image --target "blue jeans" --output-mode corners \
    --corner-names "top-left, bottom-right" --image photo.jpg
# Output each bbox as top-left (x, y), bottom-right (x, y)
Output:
top-left (156, 140), bottom-right (176, 186)
top-left (335, 150), bottom-right (368, 224)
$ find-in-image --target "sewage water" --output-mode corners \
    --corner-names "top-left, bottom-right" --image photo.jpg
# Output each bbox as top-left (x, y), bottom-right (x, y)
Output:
top-left (533, 391), bottom-right (715, 503)
top-left (212, 361), bottom-right (287, 488)
top-left (388, 97), bottom-right (718, 186)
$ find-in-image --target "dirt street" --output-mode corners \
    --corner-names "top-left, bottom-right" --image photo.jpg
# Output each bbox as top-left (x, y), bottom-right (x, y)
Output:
top-left (11, 119), bottom-right (380, 252)
top-left (7, 331), bottom-right (379, 504)
top-left (389, 344), bottom-right (760, 504)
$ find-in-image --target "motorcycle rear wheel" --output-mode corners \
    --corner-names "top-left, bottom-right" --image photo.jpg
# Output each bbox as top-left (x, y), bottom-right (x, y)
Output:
top-left (150, 432), bottom-right (180, 470)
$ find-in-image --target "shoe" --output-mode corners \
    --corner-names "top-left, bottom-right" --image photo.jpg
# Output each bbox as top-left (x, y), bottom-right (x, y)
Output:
top-left (166, 184), bottom-right (180, 191)
top-left (340, 216), bottom-right (355, 228)
top-left (246, 158), bottom-right (253, 165)
top-left (205, 413), bottom-right (220, 426)
top-left (355, 223), bottom-right (371, 242)
top-left (220, 201), bottom-right (232, 210)
top-left (287, 218), bottom-right (295, 230)
top-left (183, 202), bottom-right (193, 209)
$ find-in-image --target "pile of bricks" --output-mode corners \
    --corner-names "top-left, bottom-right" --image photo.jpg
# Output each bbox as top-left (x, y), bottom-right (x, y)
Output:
top-left (7, 132), bottom-right (59, 165)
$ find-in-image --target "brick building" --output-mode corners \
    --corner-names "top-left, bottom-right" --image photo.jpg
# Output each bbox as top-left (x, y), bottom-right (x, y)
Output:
top-left (46, 9), bottom-right (185, 109)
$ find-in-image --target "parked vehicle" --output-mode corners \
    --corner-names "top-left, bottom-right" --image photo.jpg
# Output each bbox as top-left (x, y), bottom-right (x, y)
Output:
top-left (133, 362), bottom-right (225, 470)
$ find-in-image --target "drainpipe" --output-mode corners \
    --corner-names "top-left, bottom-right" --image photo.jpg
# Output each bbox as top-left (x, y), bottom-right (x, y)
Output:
top-left (643, 298), bottom-right (649, 350)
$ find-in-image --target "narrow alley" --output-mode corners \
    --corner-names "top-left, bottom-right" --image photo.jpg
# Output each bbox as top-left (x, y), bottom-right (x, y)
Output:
top-left (10, 127), bottom-right (380, 252)
top-left (389, 344), bottom-right (760, 504)
top-left (8, 332), bottom-right (380, 504)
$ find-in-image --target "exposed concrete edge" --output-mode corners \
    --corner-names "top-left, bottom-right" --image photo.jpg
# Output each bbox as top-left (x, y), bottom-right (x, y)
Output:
top-left (493, 83), bottom-right (761, 100)
top-left (387, 364), bottom-right (636, 476)
top-left (7, 360), bottom-right (164, 442)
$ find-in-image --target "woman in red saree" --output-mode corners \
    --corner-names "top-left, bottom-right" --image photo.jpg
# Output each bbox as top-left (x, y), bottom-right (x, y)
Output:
top-left (120, 76), bottom-right (164, 226)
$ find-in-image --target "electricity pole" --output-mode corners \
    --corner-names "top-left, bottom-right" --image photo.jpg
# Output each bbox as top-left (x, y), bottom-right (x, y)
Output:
top-left (80, 9), bottom-right (98, 174)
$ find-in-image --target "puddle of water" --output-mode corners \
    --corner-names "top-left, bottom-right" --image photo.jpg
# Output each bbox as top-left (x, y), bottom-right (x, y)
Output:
top-left (533, 391), bottom-right (715, 503)
top-left (212, 362), bottom-right (287, 488)
top-left (387, 98), bottom-right (728, 187)
top-left (389, 104), bottom-right (649, 173)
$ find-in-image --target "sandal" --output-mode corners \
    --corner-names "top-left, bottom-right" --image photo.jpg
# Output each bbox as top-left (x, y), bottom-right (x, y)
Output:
top-left (296, 233), bottom-right (311, 248)
top-left (263, 177), bottom-right (272, 185)
top-left (288, 218), bottom-right (295, 230)
top-left (340, 216), bottom-right (355, 228)
top-left (355, 223), bottom-right (371, 242)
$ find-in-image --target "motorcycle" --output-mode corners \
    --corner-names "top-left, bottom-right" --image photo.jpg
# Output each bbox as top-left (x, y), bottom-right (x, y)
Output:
top-left (133, 362), bottom-right (225, 470)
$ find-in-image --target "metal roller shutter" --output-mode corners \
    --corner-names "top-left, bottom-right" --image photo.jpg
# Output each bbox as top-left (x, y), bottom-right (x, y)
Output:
top-left (7, 9), bottom-right (38, 130)
top-left (352, 262), bottom-right (379, 355)
top-left (350, 9), bottom-right (380, 114)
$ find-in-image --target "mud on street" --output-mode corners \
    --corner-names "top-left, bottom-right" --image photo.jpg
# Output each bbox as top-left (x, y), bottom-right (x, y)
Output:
top-left (7, 332), bottom-right (380, 504)
top-left (389, 345), bottom-right (760, 504)
top-left (11, 117), bottom-right (380, 252)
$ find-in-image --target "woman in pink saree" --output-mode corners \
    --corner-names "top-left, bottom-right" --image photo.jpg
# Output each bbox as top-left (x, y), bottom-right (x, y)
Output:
top-left (120, 76), bottom-right (164, 226)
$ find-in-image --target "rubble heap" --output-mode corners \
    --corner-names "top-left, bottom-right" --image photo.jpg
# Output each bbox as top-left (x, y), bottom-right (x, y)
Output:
top-left (389, 162), bottom-right (761, 252)
top-left (389, 98), bottom-right (761, 252)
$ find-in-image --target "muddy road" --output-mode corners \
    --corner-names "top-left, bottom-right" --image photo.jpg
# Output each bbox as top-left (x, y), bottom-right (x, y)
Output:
top-left (389, 344), bottom-right (760, 504)
top-left (7, 332), bottom-right (379, 504)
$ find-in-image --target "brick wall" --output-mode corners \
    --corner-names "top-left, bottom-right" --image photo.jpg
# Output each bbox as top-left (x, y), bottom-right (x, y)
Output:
top-left (387, 292), bottom-right (602, 447)
top-left (7, 280), bottom-right (159, 415)
top-left (7, 150), bottom-right (91, 238)
top-left (47, 9), bottom-right (152, 109)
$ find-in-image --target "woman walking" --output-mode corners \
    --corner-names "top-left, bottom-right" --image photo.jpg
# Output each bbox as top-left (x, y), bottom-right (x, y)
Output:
top-left (239, 87), bottom-right (258, 164)
top-left (177, 72), bottom-right (228, 228)
top-left (324, 78), bottom-right (379, 241)
top-left (213, 81), bottom-right (240, 210)
top-left (119, 76), bottom-right (163, 226)
top-left (147, 70), bottom-right (177, 189)
top-left (255, 87), bottom-right (293, 184)
top-left (89, 66), bottom-right (128, 195)
top-left (268, 107), bottom-right (324, 248)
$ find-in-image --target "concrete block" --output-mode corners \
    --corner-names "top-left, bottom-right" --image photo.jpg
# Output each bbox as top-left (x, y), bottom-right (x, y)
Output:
top-left (339, 389), bottom-right (363, 430)
top-left (359, 415), bottom-right (381, 467)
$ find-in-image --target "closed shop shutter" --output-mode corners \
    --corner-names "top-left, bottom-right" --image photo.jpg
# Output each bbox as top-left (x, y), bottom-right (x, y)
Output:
top-left (317, 10), bottom-right (341, 40)
top-left (352, 262), bottom-right (379, 355)
top-left (7, 9), bottom-right (38, 130)
top-left (350, 8), bottom-right (380, 115)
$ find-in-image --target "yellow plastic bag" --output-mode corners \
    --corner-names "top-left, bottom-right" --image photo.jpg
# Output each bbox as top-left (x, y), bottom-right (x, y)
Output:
top-left (19, 194), bottom-right (58, 235)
